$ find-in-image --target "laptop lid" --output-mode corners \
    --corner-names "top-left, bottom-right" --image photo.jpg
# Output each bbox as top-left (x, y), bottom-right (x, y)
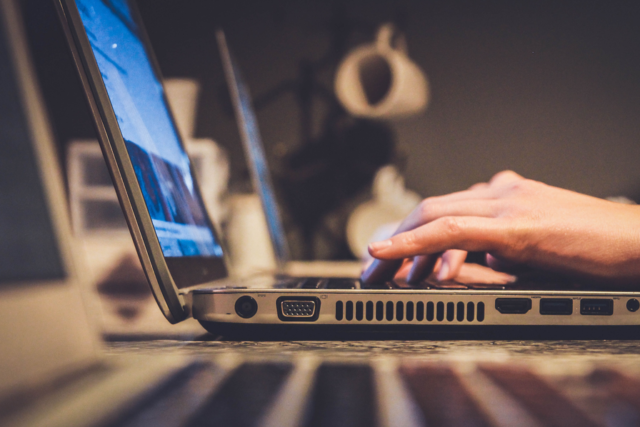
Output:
top-left (0, 0), bottom-right (98, 399)
top-left (216, 30), bottom-right (291, 268)
top-left (55, 0), bottom-right (229, 323)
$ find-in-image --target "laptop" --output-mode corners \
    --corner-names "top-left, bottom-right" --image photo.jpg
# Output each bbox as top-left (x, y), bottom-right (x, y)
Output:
top-left (215, 30), bottom-right (362, 280)
top-left (55, 0), bottom-right (640, 338)
top-left (0, 1), bottom-right (196, 424)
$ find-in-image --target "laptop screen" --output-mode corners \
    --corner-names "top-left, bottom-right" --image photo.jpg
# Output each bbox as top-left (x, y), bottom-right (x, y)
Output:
top-left (221, 36), bottom-right (290, 264)
top-left (0, 12), bottom-right (65, 285)
top-left (76, 0), bottom-right (222, 258)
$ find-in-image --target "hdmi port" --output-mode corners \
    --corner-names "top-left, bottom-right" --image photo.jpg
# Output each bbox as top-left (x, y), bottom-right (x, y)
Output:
top-left (495, 298), bottom-right (532, 314)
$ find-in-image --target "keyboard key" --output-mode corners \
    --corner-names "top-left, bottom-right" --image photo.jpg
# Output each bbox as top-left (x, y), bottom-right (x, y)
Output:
top-left (323, 279), bottom-right (359, 289)
top-left (298, 278), bottom-right (324, 289)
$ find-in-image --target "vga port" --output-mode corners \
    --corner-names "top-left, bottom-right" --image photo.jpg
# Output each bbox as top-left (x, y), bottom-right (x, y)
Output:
top-left (277, 297), bottom-right (321, 321)
top-left (282, 300), bottom-right (316, 317)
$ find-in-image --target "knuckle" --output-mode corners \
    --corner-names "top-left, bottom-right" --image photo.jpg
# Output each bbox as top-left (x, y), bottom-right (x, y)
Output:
top-left (399, 231), bottom-right (419, 250)
top-left (468, 182), bottom-right (488, 191)
top-left (491, 170), bottom-right (518, 183)
top-left (418, 198), bottom-right (436, 217)
top-left (508, 178), bottom-right (538, 195)
top-left (439, 216), bottom-right (463, 237)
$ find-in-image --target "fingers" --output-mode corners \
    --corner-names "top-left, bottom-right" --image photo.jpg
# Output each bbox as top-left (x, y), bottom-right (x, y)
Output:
top-left (393, 258), bottom-right (415, 280)
top-left (361, 171), bottom-right (527, 284)
top-left (369, 216), bottom-right (504, 260)
top-left (390, 198), bottom-right (504, 247)
top-left (388, 171), bottom-right (524, 241)
top-left (361, 194), bottom-right (496, 285)
top-left (468, 182), bottom-right (489, 191)
top-left (422, 199), bottom-right (502, 223)
top-left (466, 170), bottom-right (523, 192)
top-left (363, 216), bottom-right (504, 284)
top-left (489, 170), bottom-right (524, 185)
top-left (438, 249), bottom-right (468, 281)
top-left (403, 250), bottom-right (468, 283)
top-left (418, 186), bottom-right (495, 207)
top-left (360, 258), bottom-right (404, 284)
top-left (406, 253), bottom-right (441, 283)
top-left (486, 253), bottom-right (530, 274)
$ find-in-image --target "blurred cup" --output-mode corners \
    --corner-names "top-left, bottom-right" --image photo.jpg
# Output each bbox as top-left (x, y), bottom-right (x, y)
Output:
top-left (164, 78), bottom-right (200, 140)
top-left (226, 194), bottom-right (277, 278)
top-left (335, 23), bottom-right (429, 119)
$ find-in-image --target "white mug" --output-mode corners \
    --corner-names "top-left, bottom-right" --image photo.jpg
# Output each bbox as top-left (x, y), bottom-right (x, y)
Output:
top-left (164, 78), bottom-right (200, 140)
top-left (335, 24), bottom-right (429, 119)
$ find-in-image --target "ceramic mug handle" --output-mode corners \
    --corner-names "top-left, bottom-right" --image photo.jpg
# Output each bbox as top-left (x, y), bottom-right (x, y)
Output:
top-left (376, 23), bottom-right (408, 54)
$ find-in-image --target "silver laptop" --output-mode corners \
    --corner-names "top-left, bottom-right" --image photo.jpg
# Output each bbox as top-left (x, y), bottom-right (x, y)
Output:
top-left (55, 0), bottom-right (640, 337)
top-left (0, 1), bottom-right (194, 424)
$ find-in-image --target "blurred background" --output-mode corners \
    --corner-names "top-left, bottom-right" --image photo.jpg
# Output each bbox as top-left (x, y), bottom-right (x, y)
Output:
top-left (21, 0), bottom-right (640, 263)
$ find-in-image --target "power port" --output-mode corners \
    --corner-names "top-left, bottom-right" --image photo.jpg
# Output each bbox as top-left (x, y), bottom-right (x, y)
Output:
top-left (580, 299), bottom-right (613, 315)
top-left (495, 298), bottom-right (532, 314)
top-left (540, 298), bottom-right (573, 315)
top-left (628, 299), bottom-right (640, 312)
top-left (235, 296), bottom-right (258, 318)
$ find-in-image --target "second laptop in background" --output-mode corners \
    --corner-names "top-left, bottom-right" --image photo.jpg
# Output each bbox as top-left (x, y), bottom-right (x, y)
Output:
top-left (216, 30), bottom-right (361, 279)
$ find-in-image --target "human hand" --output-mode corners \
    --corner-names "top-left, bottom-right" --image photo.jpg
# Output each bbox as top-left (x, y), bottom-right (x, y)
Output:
top-left (361, 170), bottom-right (640, 284)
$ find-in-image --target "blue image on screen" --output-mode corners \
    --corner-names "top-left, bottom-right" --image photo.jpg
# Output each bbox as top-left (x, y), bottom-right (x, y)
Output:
top-left (76, 0), bottom-right (222, 258)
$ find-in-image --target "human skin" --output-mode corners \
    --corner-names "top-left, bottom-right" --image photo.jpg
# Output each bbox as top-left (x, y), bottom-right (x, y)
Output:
top-left (361, 170), bottom-right (640, 285)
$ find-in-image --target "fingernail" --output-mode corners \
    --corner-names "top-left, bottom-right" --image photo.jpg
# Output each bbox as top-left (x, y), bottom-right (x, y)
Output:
top-left (369, 240), bottom-right (392, 252)
top-left (437, 262), bottom-right (450, 281)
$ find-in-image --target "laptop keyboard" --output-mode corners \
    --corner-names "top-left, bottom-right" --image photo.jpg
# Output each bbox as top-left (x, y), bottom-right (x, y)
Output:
top-left (269, 271), bottom-right (640, 292)
top-left (272, 278), bottom-right (360, 289)
top-left (112, 356), bottom-right (640, 427)
top-left (272, 277), bottom-right (504, 291)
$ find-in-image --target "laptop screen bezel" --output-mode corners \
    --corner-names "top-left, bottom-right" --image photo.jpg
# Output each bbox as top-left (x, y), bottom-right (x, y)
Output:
top-left (55, 0), bottom-right (229, 323)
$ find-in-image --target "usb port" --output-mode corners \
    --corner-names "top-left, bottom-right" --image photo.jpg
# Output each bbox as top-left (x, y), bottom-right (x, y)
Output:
top-left (580, 299), bottom-right (613, 316)
top-left (495, 298), bottom-right (532, 314)
top-left (540, 298), bottom-right (573, 315)
top-left (276, 297), bottom-right (321, 322)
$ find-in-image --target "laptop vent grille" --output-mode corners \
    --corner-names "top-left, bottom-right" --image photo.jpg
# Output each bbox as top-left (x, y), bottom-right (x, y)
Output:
top-left (335, 300), bottom-right (484, 323)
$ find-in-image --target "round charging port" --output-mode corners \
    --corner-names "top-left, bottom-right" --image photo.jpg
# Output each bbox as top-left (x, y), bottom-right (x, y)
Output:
top-left (235, 296), bottom-right (258, 318)
top-left (627, 299), bottom-right (639, 312)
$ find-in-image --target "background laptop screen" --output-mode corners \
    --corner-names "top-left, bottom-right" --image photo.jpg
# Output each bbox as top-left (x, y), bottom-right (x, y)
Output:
top-left (0, 11), bottom-right (65, 284)
top-left (76, 0), bottom-right (222, 258)
top-left (226, 52), bottom-right (290, 263)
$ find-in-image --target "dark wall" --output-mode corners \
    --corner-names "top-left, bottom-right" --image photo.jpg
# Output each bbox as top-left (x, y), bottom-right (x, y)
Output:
top-left (21, 0), bottom-right (640, 256)
top-left (134, 0), bottom-right (640, 199)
